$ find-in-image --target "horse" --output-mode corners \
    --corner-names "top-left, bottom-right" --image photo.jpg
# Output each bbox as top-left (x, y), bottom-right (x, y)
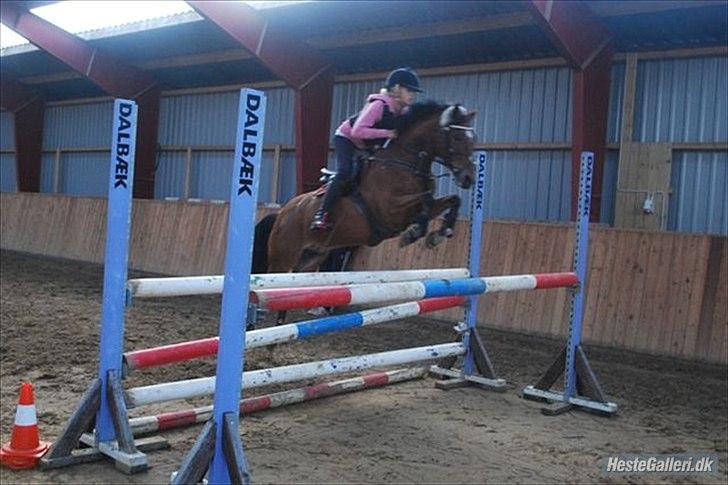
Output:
top-left (257, 101), bottom-right (476, 323)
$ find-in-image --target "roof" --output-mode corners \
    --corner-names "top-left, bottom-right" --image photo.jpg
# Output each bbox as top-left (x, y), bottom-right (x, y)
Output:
top-left (2, 1), bottom-right (727, 101)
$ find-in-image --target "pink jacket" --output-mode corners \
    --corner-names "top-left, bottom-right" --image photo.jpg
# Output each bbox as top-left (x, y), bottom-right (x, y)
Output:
top-left (336, 93), bottom-right (404, 149)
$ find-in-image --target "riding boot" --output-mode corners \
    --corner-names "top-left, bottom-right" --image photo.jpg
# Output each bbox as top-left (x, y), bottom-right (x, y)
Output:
top-left (311, 176), bottom-right (345, 231)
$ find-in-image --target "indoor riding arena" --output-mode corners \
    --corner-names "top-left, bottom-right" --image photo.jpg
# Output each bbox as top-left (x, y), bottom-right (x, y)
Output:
top-left (1, 1), bottom-right (726, 484)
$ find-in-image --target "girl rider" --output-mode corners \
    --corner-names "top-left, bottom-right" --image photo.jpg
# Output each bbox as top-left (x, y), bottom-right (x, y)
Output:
top-left (310, 67), bottom-right (423, 230)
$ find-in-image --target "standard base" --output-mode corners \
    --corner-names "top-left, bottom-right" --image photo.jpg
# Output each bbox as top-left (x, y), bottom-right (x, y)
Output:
top-left (522, 386), bottom-right (618, 416)
top-left (429, 366), bottom-right (507, 392)
top-left (40, 434), bottom-right (168, 473)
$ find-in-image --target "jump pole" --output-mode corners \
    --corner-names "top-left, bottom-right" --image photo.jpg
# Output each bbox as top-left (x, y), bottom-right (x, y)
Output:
top-left (126, 268), bottom-right (470, 299)
top-left (124, 296), bottom-right (467, 372)
top-left (127, 343), bottom-right (467, 408)
top-left (249, 272), bottom-right (578, 311)
top-left (41, 100), bottom-right (168, 473)
top-left (130, 368), bottom-right (427, 436)
top-left (521, 152), bottom-right (618, 416)
top-left (430, 151), bottom-right (506, 391)
top-left (172, 89), bottom-right (267, 484)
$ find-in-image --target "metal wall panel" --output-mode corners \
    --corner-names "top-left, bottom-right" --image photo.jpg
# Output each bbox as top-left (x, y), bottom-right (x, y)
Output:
top-left (40, 152), bottom-right (55, 193)
top-left (56, 152), bottom-right (109, 197)
top-left (600, 150), bottom-right (620, 225)
top-left (668, 150), bottom-right (727, 235)
top-left (332, 67), bottom-right (573, 144)
top-left (158, 88), bottom-right (295, 146)
top-left (635, 56), bottom-right (728, 143)
top-left (43, 102), bottom-right (114, 148)
top-left (0, 153), bottom-right (17, 192)
top-left (332, 68), bottom-right (574, 221)
top-left (607, 63), bottom-right (625, 144)
top-left (154, 151), bottom-right (187, 199)
top-left (158, 88), bottom-right (295, 202)
top-left (432, 150), bottom-right (572, 222)
top-left (1, 111), bottom-right (15, 150)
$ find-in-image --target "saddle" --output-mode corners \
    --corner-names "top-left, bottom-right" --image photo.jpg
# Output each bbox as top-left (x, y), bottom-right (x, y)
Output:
top-left (314, 161), bottom-right (396, 246)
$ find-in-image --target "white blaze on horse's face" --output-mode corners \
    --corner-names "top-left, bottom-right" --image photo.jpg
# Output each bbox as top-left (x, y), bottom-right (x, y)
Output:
top-left (438, 104), bottom-right (476, 189)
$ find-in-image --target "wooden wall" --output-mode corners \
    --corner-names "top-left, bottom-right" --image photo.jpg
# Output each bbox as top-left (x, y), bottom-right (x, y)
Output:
top-left (1, 192), bottom-right (726, 364)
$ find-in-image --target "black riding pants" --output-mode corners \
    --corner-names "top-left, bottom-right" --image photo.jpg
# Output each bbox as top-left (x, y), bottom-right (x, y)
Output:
top-left (320, 135), bottom-right (358, 213)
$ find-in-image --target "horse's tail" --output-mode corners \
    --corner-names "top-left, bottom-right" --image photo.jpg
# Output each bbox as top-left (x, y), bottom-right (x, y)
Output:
top-left (251, 213), bottom-right (277, 274)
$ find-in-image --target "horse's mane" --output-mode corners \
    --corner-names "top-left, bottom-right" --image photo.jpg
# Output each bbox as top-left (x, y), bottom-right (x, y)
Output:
top-left (394, 101), bottom-right (448, 135)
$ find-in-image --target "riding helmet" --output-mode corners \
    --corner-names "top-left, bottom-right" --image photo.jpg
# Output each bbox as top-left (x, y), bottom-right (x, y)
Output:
top-left (386, 67), bottom-right (424, 92)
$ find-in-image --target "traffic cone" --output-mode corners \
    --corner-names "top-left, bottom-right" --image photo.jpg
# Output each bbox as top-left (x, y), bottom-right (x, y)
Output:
top-left (0, 383), bottom-right (50, 470)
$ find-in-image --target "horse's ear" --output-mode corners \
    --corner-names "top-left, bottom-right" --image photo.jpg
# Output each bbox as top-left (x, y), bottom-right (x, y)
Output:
top-left (463, 110), bottom-right (477, 125)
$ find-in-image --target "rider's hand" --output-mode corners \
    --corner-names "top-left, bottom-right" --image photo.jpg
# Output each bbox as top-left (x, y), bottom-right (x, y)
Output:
top-left (387, 130), bottom-right (398, 139)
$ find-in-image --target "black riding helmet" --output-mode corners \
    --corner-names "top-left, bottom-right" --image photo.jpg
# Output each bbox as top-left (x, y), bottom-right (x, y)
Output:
top-left (386, 67), bottom-right (424, 93)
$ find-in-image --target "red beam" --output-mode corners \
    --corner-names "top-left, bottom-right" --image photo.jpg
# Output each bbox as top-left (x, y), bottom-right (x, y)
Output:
top-left (528, 1), bottom-right (612, 221)
top-left (1, 1), bottom-right (160, 198)
top-left (296, 72), bottom-right (335, 193)
top-left (527, 0), bottom-right (611, 70)
top-left (189, 1), bottom-right (334, 193)
top-left (0, 74), bottom-right (44, 192)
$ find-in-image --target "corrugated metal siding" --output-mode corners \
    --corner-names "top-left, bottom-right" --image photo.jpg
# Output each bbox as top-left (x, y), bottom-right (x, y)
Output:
top-left (159, 88), bottom-right (295, 146)
top-left (633, 56), bottom-right (727, 234)
top-left (43, 102), bottom-right (113, 148)
top-left (600, 150), bottom-right (620, 225)
top-left (42, 102), bottom-right (113, 196)
top-left (154, 151), bottom-right (187, 199)
top-left (40, 152), bottom-right (55, 193)
top-left (668, 151), bottom-right (727, 234)
top-left (59, 153), bottom-right (109, 197)
top-left (333, 67), bottom-right (574, 221)
top-left (333, 68), bottom-right (572, 143)
top-left (607, 63), bottom-right (625, 144)
top-left (0, 153), bottom-right (17, 192)
top-left (1, 111), bottom-right (15, 150)
top-left (158, 87), bottom-right (295, 202)
top-left (635, 56), bottom-right (728, 142)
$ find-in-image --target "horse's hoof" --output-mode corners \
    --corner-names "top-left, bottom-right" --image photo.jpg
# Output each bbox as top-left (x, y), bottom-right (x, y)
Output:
top-left (443, 227), bottom-right (454, 238)
top-left (425, 232), bottom-right (444, 248)
top-left (399, 225), bottom-right (420, 247)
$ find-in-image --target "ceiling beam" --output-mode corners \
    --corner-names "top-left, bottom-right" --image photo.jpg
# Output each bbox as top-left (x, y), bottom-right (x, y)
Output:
top-left (0, 1), bottom-right (157, 98)
top-left (527, 0), bottom-right (612, 70)
top-left (187, 0), bottom-right (335, 194)
top-left (0, 1), bottom-right (161, 198)
top-left (188, 1), bottom-right (332, 90)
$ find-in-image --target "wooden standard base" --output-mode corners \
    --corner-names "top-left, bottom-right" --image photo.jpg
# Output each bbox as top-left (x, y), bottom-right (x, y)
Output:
top-left (171, 412), bottom-right (250, 485)
top-left (39, 372), bottom-right (169, 473)
top-left (521, 345), bottom-right (618, 416)
top-left (430, 331), bottom-right (507, 392)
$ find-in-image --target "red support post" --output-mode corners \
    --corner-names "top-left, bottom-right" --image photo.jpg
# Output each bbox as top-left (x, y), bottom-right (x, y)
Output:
top-left (0, 74), bottom-right (44, 192)
top-left (1, 2), bottom-right (160, 198)
top-left (296, 72), bottom-right (335, 193)
top-left (527, 0), bottom-right (612, 221)
top-left (189, 1), bottom-right (334, 194)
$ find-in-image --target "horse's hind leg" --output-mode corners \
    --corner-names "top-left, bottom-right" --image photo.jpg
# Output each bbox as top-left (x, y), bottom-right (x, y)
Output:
top-left (425, 195), bottom-right (461, 248)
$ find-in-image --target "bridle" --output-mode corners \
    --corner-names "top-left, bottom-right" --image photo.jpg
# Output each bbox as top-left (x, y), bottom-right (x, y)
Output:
top-left (369, 110), bottom-right (475, 181)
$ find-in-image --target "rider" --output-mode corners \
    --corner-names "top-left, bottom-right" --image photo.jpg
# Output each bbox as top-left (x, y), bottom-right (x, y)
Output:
top-left (310, 67), bottom-right (423, 231)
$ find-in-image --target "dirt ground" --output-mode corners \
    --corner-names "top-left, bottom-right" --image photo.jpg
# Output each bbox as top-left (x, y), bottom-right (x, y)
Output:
top-left (0, 250), bottom-right (726, 484)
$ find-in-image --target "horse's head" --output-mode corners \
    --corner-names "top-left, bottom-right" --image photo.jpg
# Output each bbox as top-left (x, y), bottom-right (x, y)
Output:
top-left (435, 105), bottom-right (476, 189)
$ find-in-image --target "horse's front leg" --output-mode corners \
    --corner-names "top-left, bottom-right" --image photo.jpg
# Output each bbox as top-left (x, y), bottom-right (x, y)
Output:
top-left (424, 195), bottom-right (461, 248)
top-left (399, 194), bottom-right (435, 247)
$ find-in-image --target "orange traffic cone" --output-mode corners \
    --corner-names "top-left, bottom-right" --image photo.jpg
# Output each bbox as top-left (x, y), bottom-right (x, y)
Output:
top-left (0, 383), bottom-right (50, 470)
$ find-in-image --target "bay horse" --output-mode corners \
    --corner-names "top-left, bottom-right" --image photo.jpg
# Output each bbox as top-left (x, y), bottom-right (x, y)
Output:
top-left (260, 102), bottom-right (477, 282)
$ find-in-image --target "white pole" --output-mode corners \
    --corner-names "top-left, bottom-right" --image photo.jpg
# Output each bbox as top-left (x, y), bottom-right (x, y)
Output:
top-left (125, 342), bottom-right (466, 407)
top-left (126, 268), bottom-right (469, 298)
